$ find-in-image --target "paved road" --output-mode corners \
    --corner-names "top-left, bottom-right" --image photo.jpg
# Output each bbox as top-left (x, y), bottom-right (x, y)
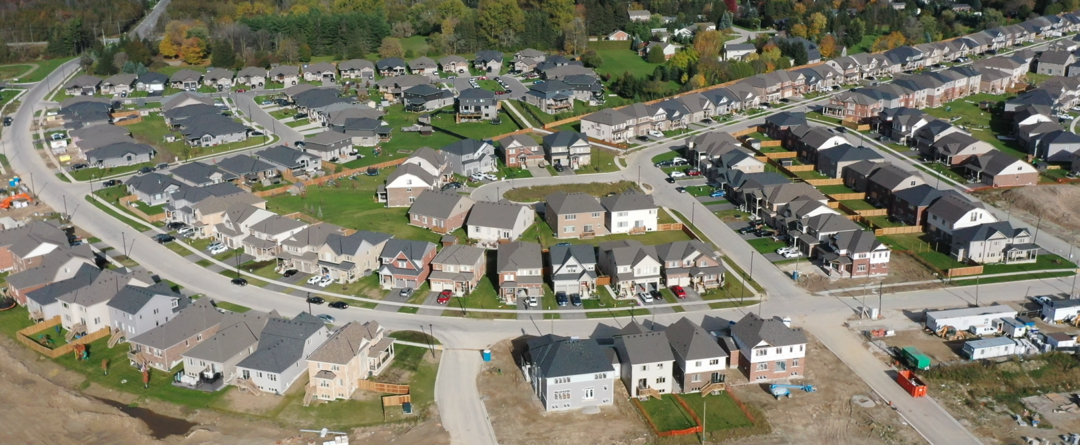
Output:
top-left (132, 0), bottom-right (170, 39)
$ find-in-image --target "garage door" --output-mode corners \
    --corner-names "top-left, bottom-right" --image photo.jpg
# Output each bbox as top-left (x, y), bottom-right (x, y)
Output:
top-left (554, 283), bottom-right (573, 294)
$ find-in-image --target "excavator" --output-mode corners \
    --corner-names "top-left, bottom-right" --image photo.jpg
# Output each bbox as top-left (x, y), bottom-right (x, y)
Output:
top-left (0, 193), bottom-right (32, 210)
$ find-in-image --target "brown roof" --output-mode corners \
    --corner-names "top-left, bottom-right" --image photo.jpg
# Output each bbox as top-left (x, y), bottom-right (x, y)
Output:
top-left (307, 321), bottom-right (383, 364)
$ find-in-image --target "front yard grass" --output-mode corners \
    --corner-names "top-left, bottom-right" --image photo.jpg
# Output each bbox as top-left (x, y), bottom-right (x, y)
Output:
top-left (503, 180), bottom-right (639, 202)
top-left (746, 237), bottom-right (787, 254)
top-left (583, 286), bottom-right (648, 319)
top-left (442, 276), bottom-right (516, 319)
top-left (70, 163), bottom-right (155, 181)
top-left (285, 118), bottom-right (310, 127)
top-left (651, 149), bottom-right (683, 164)
top-left (980, 254), bottom-right (1077, 275)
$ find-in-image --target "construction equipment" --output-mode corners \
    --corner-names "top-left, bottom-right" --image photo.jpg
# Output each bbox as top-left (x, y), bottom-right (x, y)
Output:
top-left (769, 384), bottom-right (816, 399)
top-left (0, 192), bottom-right (32, 209)
top-left (899, 346), bottom-right (932, 370)
top-left (896, 370), bottom-right (927, 398)
top-left (867, 329), bottom-right (896, 338)
top-left (935, 325), bottom-right (966, 341)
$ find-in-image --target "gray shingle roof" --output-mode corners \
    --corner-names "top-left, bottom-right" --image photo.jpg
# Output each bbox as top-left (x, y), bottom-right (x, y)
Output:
top-left (255, 145), bottom-right (311, 169)
top-left (86, 142), bottom-right (156, 163)
top-left (178, 114), bottom-right (248, 138)
top-left (892, 185), bottom-right (957, 208)
top-left (926, 192), bottom-right (984, 223)
top-left (867, 163), bottom-right (922, 190)
top-left (380, 239), bottom-right (436, 265)
top-left (527, 335), bottom-right (614, 378)
top-left (600, 190), bottom-right (655, 212)
top-left (665, 317), bottom-right (727, 362)
top-left (106, 283), bottom-right (185, 315)
top-left (236, 312), bottom-right (326, 374)
top-left (183, 309), bottom-right (276, 363)
top-left (409, 190), bottom-right (474, 220)
top-left (337, 59), bottom-right (374, 71)
top-left (616, 331), bottom-right (675, 364)
top-left (818, 144), bottom-right (884, 164)
top-left (497, 241), bottom-right (543, 272)
top-left (307, 321), bottom-right (383, 364)
top-left (170, 161), bottom-right (238, 185)
top-left (129, 299), bottom-right (225, 349)
top-left (731, 312), bottom-right (807, 348)
top-left (125, 172), bottom-right (188, 196)
top-left (542, 131), bottom-right (588, 149)
top-left (546, 192), bottom-right (603, 215)
top-left (765, 111), bottom-right (807, 128)
top-left (468, 201), bottom-right (530, 230)
top-left (325, 230), bottom-right (393, 257)
top-left (549, 244), bottom-right (596, 268)
top-left (431, 244), bottom-right (485, 267)
top-left (217, 154), bottom-right (277, 176)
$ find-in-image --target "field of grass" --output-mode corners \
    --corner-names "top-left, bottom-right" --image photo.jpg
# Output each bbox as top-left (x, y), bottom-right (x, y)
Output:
top-left (436, 111), bottom-right (521, 140)
top-left (924, 352), bottom-right (1080, 413)
top-left (519, 215), bottom-right (692, 249)
top-left (593, 48), bottom-right (663, 79)
top-left (342, 105), bottom-right (462, 169)
top-left (504, 180), bottom-right (638, 202)
top-left (388, 330), bottom-right (441, 345)
top-left (637, 395), bottom-right (697, 432)
top-left (923, 93), bottom-right (1028, 160)
top-left (0, 57), bottom-right (74, 82)
top-left (215, 301), bottom-right (251, 313)
top-left (680, 392), bottom-right (754, 432)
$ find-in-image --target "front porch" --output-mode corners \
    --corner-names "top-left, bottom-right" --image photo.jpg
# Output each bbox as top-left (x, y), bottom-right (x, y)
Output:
top-left (367, 338), bottom-right (396, 376)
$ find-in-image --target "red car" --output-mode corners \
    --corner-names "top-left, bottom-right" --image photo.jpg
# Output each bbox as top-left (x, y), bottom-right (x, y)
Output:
top-left (437, 290), bottom-right (452, 304)
top-left (236, 88), bottom-right (247, 93)
top-left (479, 76), bottom-right (488, 80)
top-left (687, 169), bottom-right (701, 177)
top-left (671, 286), bottom-right (687, 299)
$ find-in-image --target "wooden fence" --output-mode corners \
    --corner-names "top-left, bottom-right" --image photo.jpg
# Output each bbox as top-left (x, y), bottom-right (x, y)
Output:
top-left (826, 201), bottom-right (839, 209)
top-left (842, 121), bottom-right (871, 131)
top-left (281, 212), bottom-right (323, 225)
top-left (763, 152), bottom-right (797, 159)
top-left (382, 394), bottom-right (412, 407)
top-left (874, 226), bottom-right (924, 236)
top-left (632, 397), bottom-right (703, 438)
top-left (759, 140), bottom-right (783, 147)
top-left (595, 276), bottom-right (612, 286)
top-left (826, 192), bottom-right (865, 201)
top-left (17, 318), bottom-right (110, 359)
top-left (804, 178), bottom-right (844, 186)
top-left (118, 195), bottom-right (167, 223)
top-left (253, 158), bottom-right (407, 197)
top-left (657, 223), bottom-right (684, 232)
top-left (784, 164), bottom-right (815, 172)
top-left (947, 265), bottom-right (984, 277)
top-left (730, 127), bottom-right (760, 138)
top-left (110, 110), bottom-right (143, 126)
top-left (837, 202), bottom-right (887, 217)
top-left (357, 379), bottom-right (410, 394)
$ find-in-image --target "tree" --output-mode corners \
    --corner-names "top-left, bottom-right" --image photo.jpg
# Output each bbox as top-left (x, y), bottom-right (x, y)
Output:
top-left (211, 40), bottom-right (237, 68)
top-left (719, 11), bottom-right (734, 31)
top-left (332, 0), bottom-right (387, 14)
top-left (563, 17), bottom-right (588, 55)
top-left (113, 52), bottom-right (129, 71)
top-left (724, 0), bottom-right (738, 13)
top-left (180, 37), bottom-right (205, 64)
top-left (693, 30), bottom-right (724, 60)
top-left (543, 0), bottom-right (576, 31)
top-left (0, 36), bottom-right (10, 64)
top-left (299, 44), bottom-right (313, 62)
top-left (477, 0), bottom-right (525, 47)
top-left (346, 41), bottom-right (367, 59)
top-left (278, 38), bottom-right (301, 63)
top-left (790, 24), bottom-right (808, 38)
top-left (819, 34), bottom-right (837, 58)
top-left (160, 21), bottom-right (191, 59)
top-left (808, 12), bottom-right (828, 40)
top-left (378, 37), bottom-right (404, 58)
top-left (581, 49), bottom-right (604, 67)
top-left (647, 45), bottom-right (667, 63)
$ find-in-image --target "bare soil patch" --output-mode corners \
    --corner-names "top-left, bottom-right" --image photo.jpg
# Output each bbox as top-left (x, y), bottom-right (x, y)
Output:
top-left (799, 253), bottom-right (939, 294)
top-left (975, 185), bottom-right (1080, 250)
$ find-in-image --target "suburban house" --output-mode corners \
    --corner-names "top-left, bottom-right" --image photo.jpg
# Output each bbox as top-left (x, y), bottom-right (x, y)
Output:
top-left (6, 246), bottom-right (96, 305)
top-left (474, 50), bottom-right (504, 73)
top-left (820, 230), bottom-right (891, 278)
top-left (302, 62), bottom-right (337, 82)
top-left (438, 55), bottom-right (469, 74)
top-left (889, 185), bottom-right (957, 226)
top-left (379, 163), bottom-right (439, 208)
top-left (125, 173), bottom-right (187, 206)
top-left (327, 112), bottom-right (391, 147)
top-left (961, 151), bottom-right (1039, 187)
top-left (545, 192), bottom-right (607, 239)
top-left (428, 244), bottom-right (487, 296)
top-left (303, 131), bottom-right (355, 162)
top-left (614, 330), bottom-right (675, 397)
top-left (170, 161), bottom-right (238, 187)
top-left (377, 239), bottom-right (437, 290)
top-left (402, 147), bottom-right (452, 182)
top-left (377, 58), bottom-right (408, 77)
top-left (136, 72), bottom-right (168, 92)
top-left (600, 191), bottom-right (658, 234)
top-left (277, 223), bottom-right (351, 274)
top-left (665, 317), bottom-right (728, 393)
top-left (522, 335), bottom-right (616, 411)
top-left (0, 220), bottom-right (82, 275)
top-left (306, 321), bottom-right (396, 401)
top-left (606, 30), bottom-right (630, 41)
top-left (64, 75), bottom-right (102, 96)
top-left (338, 59), bottom-right (376, 80)
top-left (1035, 130), bottom-right (1080, 161)
top-left (950, 221), bottom-right (1038, 264)
top-left (407, 57), bottom-right (439, 75)
top-left (126, 298), bottom-right (227, 371)
top-left (498, 134), bottom-right (545, 168)
top-left (216, 154), bottom-right (280, 182)
top-left (403, 84), bottom-right (455, 112)
top-left (268, 65), bottom-right (300, 85)
top-left (497, 241), bottom-right (544, 304)
top-left (525, 80), bottom-right (574, 114)
top-left (441, 139), bottom-right (497, 176)
top-left (598, 240), bottom-right (661, 297)
top-left (234, 313), bottom-right (331, 395)
top-left (548, 244), bottom-right (597, 297)
top-left (864, 163), bottom-right (925, 208)
top-left (925, 193), bottom-right (998, 241)
top-left (542, 131), bottom-right (591, 169)
top-left (307, 231), bottom-right (393, 284)
top-left (407, 190), bottom-right (475, 234)
top-left (466, 201), bottom-right (535, 246)
top-left (457, 88), bottom-right (498, 122)
top-left (203, 68), bottom-right (234, 90)
top-left (213, 204), bottom-right (278, 250)
top-left (25, 265), bottom-right (154, 336)
top-left (655, 240), bottom-right (725, 291)
top-left (86, 142), bottom-right (156, 168)
top-left (255, 145), bottom-right (319, 176)
top-left (105, 283), bottom-right (187, 340)
top-left (239, 215), bottom-right (309, 261)
top-left (179, 309), bottom-right (276, 392)
top-left (926, 132), bottom-right (995, 166)
top-left (236, 67), bottom-right (267, 87)
top-left (815, 144), bottom-right (884, 179)
top-left (169, 70), bottom-right (202, 90)
top-left (178, 114), bottom-right (249, 148)
top-left (101, 73), bottom-right (137, 95)
top-left (1037, 51), bottom-right (1075, 75)
top-left (628, 9), bottom-right (651, 21)
top-left (730, 313), bottom-right (807, 381)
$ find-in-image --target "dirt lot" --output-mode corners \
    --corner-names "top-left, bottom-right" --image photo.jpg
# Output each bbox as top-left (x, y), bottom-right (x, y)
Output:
top-left (478, 339), bottom-right (653, 445)
top-left (880, 329), bottom-right (967, 366)
top-left (0, 333), bottom-right (448, 445)
top-left (731, 336), bottom-right (924, 445)
top-left (798, 253), bottom-right (940, 294)
top-left (975, 185), bottom-right (1080, 250)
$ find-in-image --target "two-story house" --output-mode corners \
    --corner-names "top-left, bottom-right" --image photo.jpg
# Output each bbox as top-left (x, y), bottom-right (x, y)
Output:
top-left (314, 231), bottom-right (394, 283)
top-left (498, 134), bottom-right (545, 168)
top-left (731, 312), bottom-right (807, 381)
top-left (126, 298), bottom-right (226, 371)
top-left (337, 59), bottom-right (375, 80)
top-left (457, 88), bottom-right (499, 122)
top-left (655, 240), bottom-right (725, 291)
top-left (950, 221), bottom-right (1038, 265)
top-left (179, 309), bottom-right (276, 392)
top-left (600, 191), bottom-right (658, 234)
top-left (235, 313), bottom-right (331, 395)
top-left (467, 201), bottom-right (535, 246)
top-left (106, 283), bottom-right (188, 341)
top-left (497, 241), bottom-right (543, 304)
top-left (6, 246), bottom-right (96, 305)
top-left (408, 190), bottom-right (475, 234)
top-left (242, 215), bottom-right (309, 261)
top-left (614, 331), bottom-right (675, 397)
top-left (25, 266), bottom-right (153, 336)
top-left (548, 244), bottom-right (597, 297)
top-left (377, 239), bottom-right (437, 290)
top-left (545, 192), bottom-right (607, 239)
top-left (522, 335), bottom-right (616, 411)
top-left (428, 244), bottom-right (487, 296)
top-left (307, 321), bottom-right (396, 401)
top-left (542, 131), bottom-right (592, 170)
top-left (379, 164), bottom-right (439, 208)
top-left (665, 317), bottom-right (728, 393)
top-left (441, 139), bottom-right (497, 176)
top-left (820, 230), bottom-right (891, 278)
top-left (598, 240), bottom-right (662, 297)
top-left (925, 193), bottom-right (998, 242)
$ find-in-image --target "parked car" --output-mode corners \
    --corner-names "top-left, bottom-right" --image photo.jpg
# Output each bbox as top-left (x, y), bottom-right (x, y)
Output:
top-left (306, 296), bottom-right (325, 305)
top-left (700, 118), bottom-right (713, 124)
top-left (669, 171), bottom-right (686, 178)
top-left (51, 133), bottom-right (66, 141)
top-left (307, 275), bottom-right (323, 285)
top-left (570, 293), bottom-right (582, 306)
top-left (665, 177), bottom-right (676, 184)
top-left (282, 269), bottom-right (298, 278)
top-left (153, 234), bottom-right (174, 244)
top-left (250, 131), bottom-right (265, 136)
top-left (687, 169), bottom-right (701, 176)
top-left (167, 222), bottom-right (188, 231)
top-left (527, 296), bottom-right (539, 307)
top-left (555, 292), bottom-right (569, 306)
top-left (639, 291), bottom-right (654, 303)
top-left (260, 100), bottom-right (274, 106)
top-left (329, 301), bottom-right (348, 309)
top-left (231, 277), bottom-right (248, 286)
top-left (316, 314), bottom-right (335, 324)
top-left (776, 246), bottom-right (797, 255)
top-left (69, 163), bottom-right (88, 171)
top-left (138, 166), bottom-right (154, 174)
top-left (648, 130), bottom-right (664, 138)
top-left (236, 88), bottom-right (247, 93)
top-left (437, 290), bottom-right (452, 304)
top-left (2, 117), bottom-right (12, 126)
top-left (176, 226), bottom-right (195, 237)
top-left (781, 250), bottom-right (801, 259)
top-left (649, 290), bottom-right (662, 302)
top-left (318, 276), bottom-right (334, 287)
top-left (655, 160), bottom-right (674, 168)
top-left (676, 187), bottom-right (687, 193)
top-left (208, 244), bottom-right (227, 255)
top-left (441, 182), bottom-right (464, 191)
top-left (553, 163), bottom-right (564, 172)
top-left (709, 190), bottom-right (726, 198)
top-left (102, 179), bottom-right (120, 187)
top-left (671, 286), bottom-right (686, 299)
top-left (672, 158), bottom-right (689, 166)
top-left (637, 135), bottom-right (649, 142)
top-left (755, 229), bottom-right (775, 238)
top-left (737, 226), bottom-right (756, 235)
top-left (400, 287), bottom-right (414, 298)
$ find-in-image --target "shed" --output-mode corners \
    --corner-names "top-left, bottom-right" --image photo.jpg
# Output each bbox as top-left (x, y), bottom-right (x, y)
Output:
top-left (962, 337), bottom-right (1018, 360)
top-left (1046, 332), bottom-right (1077, 349)
top-left (993, 317), bottom-right (1027, 337)
top-left (1039, 297), bottom-right (1080, 322)
top-left (925, 306), bottom-right (1017, 332)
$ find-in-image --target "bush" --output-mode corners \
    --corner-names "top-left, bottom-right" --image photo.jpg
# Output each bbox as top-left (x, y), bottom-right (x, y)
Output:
top-left (581, 49), bottom-right (604, 68)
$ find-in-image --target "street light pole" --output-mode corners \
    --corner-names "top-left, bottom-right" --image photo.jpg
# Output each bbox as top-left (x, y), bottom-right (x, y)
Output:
top-left (307, 292), bottom-right (312, 314)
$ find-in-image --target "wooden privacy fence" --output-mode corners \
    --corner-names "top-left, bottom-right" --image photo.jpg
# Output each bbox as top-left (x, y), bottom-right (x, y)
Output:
top-left (826, 201), bottom-right (840, 209)
top-left (853, 208), bottom-right (889, 217)
top-left (657, 223), bottom-right (684, 232)
top-left (357, 379), bottom-right (410, 394)
top-left (947, 265), bottom-right (984, 277)
top-left (253, 157), bottom-right (408, 197)
top-left (827, 192), bottom-right (865, 201)
top-left (874, 226), bottom-right (924, 236)
top-left (764, 152), bottom-right (797, 159)
top-left (759, 140), bottom-right (783, 147)
top-left (595, 276), bottom-right (612, 286)
top-left (805, 178), bottom-right (844, 186)
top-left (17, 320), bottom-right (110, 359)
top-left (784, 164), bottom-right (815, 172)
top-left (118, 195), bottom-right (167, 223)
top-left (730, 127), bottom-right (760, 138)
top-left (382, 394), bottom-right (411, 407)
top-left (842, 121), bottom-right (871, 131)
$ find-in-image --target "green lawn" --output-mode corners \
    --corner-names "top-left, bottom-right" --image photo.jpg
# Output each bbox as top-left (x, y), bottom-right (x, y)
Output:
top-left (839, 199), bottom-right (877, 211)
top-left (123, 114), bottom-right (272, 162)
top-left (793, 170), bottom-right (830, 180)
top-left (342, 105), bottom-right (462, 169)
top-left (679, 392), bottom-right (754, 432)
top-left (923, 93), bottom-right (1028, 160)
top-left (215, 301), bottom-right (251, 313)
top-left (864, 215), bottom-right (904, 228)
top-left (637, 395), bottom-right (697, 432)
top-left (0, 64), bottom-right (33, 80)
top-left (434, 111), bottom-right (521, 140)
top-left (84, 196), bottom-right (149, 231)
top-left (70, 162), bottom-right (155, 181)
top-left (593, 49), bottom-right (664, 79)
top-left (816, 184), bottom-right (856, 195)
top-left (683, 185), bottom-right (718, 197)
top-left (583, 286), bottom-right (649, 319)
top-left (651, 149), bottom-right (683, 164)
top-left (0, 57), bottom-right (74, 82)
top-left (519, 215), bottom-right (692, 249)
top-left (504, 180), bottom-right (638, 202)
top-left (980, 254), bottom-right (1077, 275)
top-left (442, 276), bottom-right (516, 319)
top-left (285, 118), bottom-right (310, 127)
top-left (746, 237), bottom-right (787, 254)
top-left (0, 89), bottom-right (22, 108)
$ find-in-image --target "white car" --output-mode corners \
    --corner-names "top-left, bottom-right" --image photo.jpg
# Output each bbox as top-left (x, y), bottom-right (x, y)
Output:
top-left (669, 171), bottom-right (686, 178)
top-left (781, 250), bottom-right (801, 259)
top-left (318, 276), bottom-right (334, 287)
top-left (775, 246), bottom-right (796, 255)
top-left (206, 242), bottom-right (222, 251)
top-left (672, 157), bottom-right (687, 164)
top-left (527, 296), bottom-right (539, 307)
top-left (208, 244), bottom-right (227, 255)
top-left (177, 226), bottom-right (195, 236)
top-left (639, 292), bottom-right (654, 303)
top-left (648, 130), bottom-right (664, 138)
top-left (307, 275), bottom-right (323, 285)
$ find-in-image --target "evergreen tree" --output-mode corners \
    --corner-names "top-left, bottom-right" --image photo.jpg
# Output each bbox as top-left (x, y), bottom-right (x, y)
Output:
top-left (211, 40), bottom-right (237, 68)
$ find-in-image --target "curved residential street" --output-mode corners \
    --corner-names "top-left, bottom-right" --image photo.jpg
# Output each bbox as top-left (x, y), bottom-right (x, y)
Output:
top-left (4, 39), bottom-right (1077, 443)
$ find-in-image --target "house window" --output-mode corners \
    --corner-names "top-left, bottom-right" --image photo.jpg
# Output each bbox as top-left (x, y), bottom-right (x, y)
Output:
top-left (692, 374), bottom-right (701, 382)
top-left (594, 373), bottom-right (606, 379)
top-left (695, 361), bottom-right (701, 367)
top-left (756, 363), bottom-right (768, 371)
top-left (709, 359), bottom-right (719, 365)
top-left (397, 260), bottom-right (407, 268)
top-left (564, 226), bottom-right (575, 232)
top-left (564, 214), bottom-right (577, 220)
top-left (641, 365), bottom-right (648, 371)
top-left (775, 347), bottom-right (782, 354)
top-left (554, 390), bottom-right (571, 400)
top-left (755, 349), bottom-right (767, 357)
top-left (583, 387), bottom-right (595, 399)
top-left (657, 363), bottom-right (663, 369)
top-left (792, 358), bottom-right (800, 367)
top-left (554, 377), bottom-right (570, 384)
top-left (656, 377), bottom-right (666, 384)
top-left (776, 361), bottom-right (787, 371)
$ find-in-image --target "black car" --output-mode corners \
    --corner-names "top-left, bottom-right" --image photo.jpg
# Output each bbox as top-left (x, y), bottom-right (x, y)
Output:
top-left (102, 179), bottom-right (120, 187)
top-left (231, 277), bottom-right (248, 286)
top-left (737, 226), bottom-right (756, 235)
top-left (2, 117), bottom-right (12, 126)
top-left (283, 269), bottom-right (298, 278)
top-left (156, 163), bottom-right (169, 170)
top-left (665, 177), bottom-right (676, 184)
top-left (553, 163), bottom-right (564, 172)
top-left (306, 296), bottom-right (325, 305)
top-left (755, 229), bottom-right (775, 238)
top-left (328, 301), bottom-right (348, 309)
top-left (570, 293), bottom-right (582, 306)
top-left (649, 290), bottom-right (662, 302)
top-left (153, 234), bottom-right (175, 244)
top-left (637, 135), bottom-right (649, 142)
top-left (555, 292), bottom-right (568, 307)
top-left (294, 141), bottom-right (306, 148)
top-left (293, 113), bottom-right (309, 120)
top-left (166, 222), bottom-right (187, 231)
top-left (249, 131), bottom-right (265, 136)
top-left (441, 182), bottom-right (464, 191)
top-left (655, 160), bottom-right (674, 168)
top-left (138, 166), bottom-right (154, 174)
top-left (70, 163), bottom-right (88, 171)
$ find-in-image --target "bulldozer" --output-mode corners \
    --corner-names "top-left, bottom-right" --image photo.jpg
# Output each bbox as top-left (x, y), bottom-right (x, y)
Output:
top-left (935, 325), bottom-right (966, 341)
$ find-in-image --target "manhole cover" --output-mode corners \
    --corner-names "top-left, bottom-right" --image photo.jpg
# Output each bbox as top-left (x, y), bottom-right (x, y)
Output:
top-left (852, 395), bottom-right (876, 408)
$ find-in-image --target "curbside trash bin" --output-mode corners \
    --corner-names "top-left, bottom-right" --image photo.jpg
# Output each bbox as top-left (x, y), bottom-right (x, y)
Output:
top-left (482, 349), bottom-right (492, 362)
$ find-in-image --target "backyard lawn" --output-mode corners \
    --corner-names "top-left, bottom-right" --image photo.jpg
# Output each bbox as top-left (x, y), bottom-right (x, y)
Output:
top-left (839, 199), bottom-right (877, 211)
top-left (923, 93), bottom-right (1028, 160)
top-left (980, 254), bottom-right (1077, 275)
top-left (518, 215), bottom-right (692, 249)
top-left (816, 184), bottom-right (857, 195)
top-left (503, 180), bottom-right (639, 202)
top-left (679, 392), bottom-right (755, 432)
top-left (343, 105), bottom-right (462, 169)
top-left (637, 395), bottom-right (697, 432)
top-left (593, 48), bottom-right (664, 79)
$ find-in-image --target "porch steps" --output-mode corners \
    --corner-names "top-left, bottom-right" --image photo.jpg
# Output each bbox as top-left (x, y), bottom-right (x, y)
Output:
top-left (637, 387), bottom-right (661, 400)
top-left (302, 385), bottom-right (316, 407)
top-left (700, 381), bottom-right (726, 395)
top-left (236, 378), bottom-right (263, 396)
top-left (107, 328), bottom-right (126, 348)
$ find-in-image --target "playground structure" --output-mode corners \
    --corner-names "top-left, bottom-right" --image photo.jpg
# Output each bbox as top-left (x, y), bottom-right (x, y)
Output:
top-left (0, 192), bottom-right (32, 209)
top-left (73, 344), bottom-right (89, 361)
top-left (36, 334), bottom-right (54, 347)
top-left (770, 383), bottom-right (816, 400)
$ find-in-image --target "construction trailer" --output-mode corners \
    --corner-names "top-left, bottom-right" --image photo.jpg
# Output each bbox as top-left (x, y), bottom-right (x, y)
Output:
top-left (1046, 332), bottom-right (1077, 349)
top-left (1039, 297), bottom-right (1080, 322)
top-left (993, 317), bottom-right (1027, 337)
top-left (925, 306), bottom-right (1017, 332)
top-left (899, 347), bottom-right (931, 370)
top-left (962, 337), bottom-right (1019, 360)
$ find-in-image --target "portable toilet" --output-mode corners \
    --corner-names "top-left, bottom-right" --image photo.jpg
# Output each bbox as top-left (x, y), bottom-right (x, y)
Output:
top-left (482, 349), bottom-right (492, 362)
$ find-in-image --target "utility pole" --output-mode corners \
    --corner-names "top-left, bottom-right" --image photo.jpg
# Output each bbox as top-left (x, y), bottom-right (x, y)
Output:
top-left (975, 275), bottom-right (981, 307)
top-left (307, 292), bottom-right (312, 314)
top-left (121, 232), bottom-right (127, 257)
top-left (1034, 214), bottom-right (1043, 244)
